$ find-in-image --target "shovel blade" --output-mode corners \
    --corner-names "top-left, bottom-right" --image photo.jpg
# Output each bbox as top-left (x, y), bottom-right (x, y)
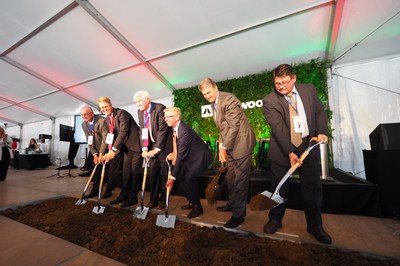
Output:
top-left (75, 199), bottom-right (87, 205)
top-left (92, 205), bottom-right (105, 214)
top-left (249, 192), bottom-right (278, 211)
top-left (156, 214), bottom-right (176, 228)
top-left (133, 206), bottom-right (149, 220)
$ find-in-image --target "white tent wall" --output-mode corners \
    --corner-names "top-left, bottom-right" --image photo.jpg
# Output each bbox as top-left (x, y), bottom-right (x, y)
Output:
top-left (330, 55), bottom-right (400, 179)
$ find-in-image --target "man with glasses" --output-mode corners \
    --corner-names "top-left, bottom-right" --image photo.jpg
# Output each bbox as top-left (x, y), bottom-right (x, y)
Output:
top-left (98, 96), bottom-right (143, 208)
top-left (262, 64), bottom-right (331, 244)
top-left (80, 106), bottom-right (108, 198)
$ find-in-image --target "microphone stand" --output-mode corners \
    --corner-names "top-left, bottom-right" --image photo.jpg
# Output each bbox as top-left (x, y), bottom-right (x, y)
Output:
top-left (46, 157), bottom-right (63, 178)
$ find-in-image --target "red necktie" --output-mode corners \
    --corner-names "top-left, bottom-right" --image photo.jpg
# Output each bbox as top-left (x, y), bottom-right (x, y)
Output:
top-left (108, 115), bottom-right (114, 150)
top-left (143, 111), bottom-right (149, 147)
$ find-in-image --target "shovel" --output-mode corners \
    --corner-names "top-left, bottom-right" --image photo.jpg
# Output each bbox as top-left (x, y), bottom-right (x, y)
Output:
top-left (133, 157), bottom-right (150, 219)
top-left (92, 162), bottom-right (107, 214)
top-left (205, 162), bottom-right (227, 205)
top-left (156, 161), bottom-right (176, 228)
top-left (249, 139), bottom-right (323, 211)
top-left (75, 164), bottom-right (99, 205)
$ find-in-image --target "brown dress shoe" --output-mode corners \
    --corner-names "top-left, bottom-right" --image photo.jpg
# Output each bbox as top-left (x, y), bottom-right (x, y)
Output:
top-left (181, 202), bottom-right (194, 210)
top-left (187, 205), bottom-right (203, 218)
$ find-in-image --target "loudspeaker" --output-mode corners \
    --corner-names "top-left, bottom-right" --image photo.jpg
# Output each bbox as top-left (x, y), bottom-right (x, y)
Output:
top-left (369, 123), bottom-right (400, 150)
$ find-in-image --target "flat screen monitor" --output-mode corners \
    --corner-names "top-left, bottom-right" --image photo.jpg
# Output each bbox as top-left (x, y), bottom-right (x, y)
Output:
top-left (369, 123), bottom-right (400, 150)
top-left (74, 115), bottom-right (87, 144)
top-left (59, 124), bottom-right (74, 142)
top-left (74, 114), bottom-right (106, 144)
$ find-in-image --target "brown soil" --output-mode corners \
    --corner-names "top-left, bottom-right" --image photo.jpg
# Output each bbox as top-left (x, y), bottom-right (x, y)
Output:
top-left (1, 197), bottom-right (398, 266)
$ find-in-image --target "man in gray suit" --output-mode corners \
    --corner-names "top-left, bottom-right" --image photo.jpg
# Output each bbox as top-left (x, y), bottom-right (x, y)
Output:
top-left (198, 78), bottom-right (256, 228)
top-left (80, 106), bottom-right (108, 198)
top-left (262, 63), bottom-right (331, 244)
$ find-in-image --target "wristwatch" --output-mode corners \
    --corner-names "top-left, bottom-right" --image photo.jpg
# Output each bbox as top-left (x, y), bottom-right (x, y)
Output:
top-left (111, 147), bottom-right (118, 152)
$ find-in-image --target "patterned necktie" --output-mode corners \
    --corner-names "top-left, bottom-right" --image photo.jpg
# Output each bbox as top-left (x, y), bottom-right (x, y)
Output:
top-left (143, 111), bottom-right (149, 147)
top-left (288, 92), bottom-right (302, 147)
top-left (172, 130), bottom-right (177, 166)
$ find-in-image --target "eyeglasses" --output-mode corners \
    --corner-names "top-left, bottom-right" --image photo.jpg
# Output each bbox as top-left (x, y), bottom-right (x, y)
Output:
top-left (99, 104), bottom-right (111, 110)
top-left (274, 77), bottom-right (293, 87)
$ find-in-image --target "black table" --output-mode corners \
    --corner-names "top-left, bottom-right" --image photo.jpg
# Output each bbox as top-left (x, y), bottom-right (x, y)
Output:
top-left (16, 153), bottom-right (50, 170)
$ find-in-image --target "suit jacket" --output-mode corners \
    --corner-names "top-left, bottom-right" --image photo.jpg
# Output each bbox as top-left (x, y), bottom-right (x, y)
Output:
top-left (262, 83), bottom-right (328, 166)
top-left (214, 91), bottom-right (256, 159)
top-left (137, 102), bottom-right (172, 158)
top-left (105, 108), bottom-right (141, 153)
top-left (171, 121), bottom-right (212, 179)
top-left (81, 115), bottom-right (108, 156)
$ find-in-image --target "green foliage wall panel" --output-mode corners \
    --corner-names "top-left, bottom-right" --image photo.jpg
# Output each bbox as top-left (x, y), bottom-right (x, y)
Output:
top-left (173, 59), bottom-right (330, 167)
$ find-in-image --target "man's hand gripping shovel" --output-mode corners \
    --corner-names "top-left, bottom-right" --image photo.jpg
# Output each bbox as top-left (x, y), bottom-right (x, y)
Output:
top-left (249, 138), bottom-right (323, 211)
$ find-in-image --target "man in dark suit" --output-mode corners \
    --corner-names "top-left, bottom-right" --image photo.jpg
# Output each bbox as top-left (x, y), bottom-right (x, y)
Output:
top-left (98, 96), bottom-right (143, 208)
top-left (262, 63), bottom-right (331, 244)
top-left (198, 78), bottom-right (256, 228)
top-left (133, 91), bottom-right (172, 209)
top-left (165, 107), bottom-right (212, 219)
top-left (80, 106), bottom-right (108, 198)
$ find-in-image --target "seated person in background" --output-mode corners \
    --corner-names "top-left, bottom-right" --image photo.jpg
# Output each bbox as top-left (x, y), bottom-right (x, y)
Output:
top-left (38, 139), bottom-right (47, 153)
top-left (28, 138), bottom-right (38, 150)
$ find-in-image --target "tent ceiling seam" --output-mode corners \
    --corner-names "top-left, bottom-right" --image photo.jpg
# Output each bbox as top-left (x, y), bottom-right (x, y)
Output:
top-left (77, 0), bottom-right (176, 92)
top-left (0, 56), bottom-right (99, 121)
top-left (333, 8), bottom-right (400, 63)
top-left (147, 0), bottom-right (335, 63)
top-left (0, 2), bottom-right (78, 57)
top-left (332, 72), bottom-right (400, 96)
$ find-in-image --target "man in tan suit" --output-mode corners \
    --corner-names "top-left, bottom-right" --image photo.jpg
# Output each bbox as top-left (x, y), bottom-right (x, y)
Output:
top-left (198, 78), bottom-right (256, 228)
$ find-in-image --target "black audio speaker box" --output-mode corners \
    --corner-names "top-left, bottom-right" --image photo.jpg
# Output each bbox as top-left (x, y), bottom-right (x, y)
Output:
top-left (369, 123), bottom-right (400, 150)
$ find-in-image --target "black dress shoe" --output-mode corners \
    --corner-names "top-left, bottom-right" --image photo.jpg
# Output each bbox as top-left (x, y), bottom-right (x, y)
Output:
top-left (102, 191), bottom-right (112, 199)
top-left (307, 226), bottom-right (332, 244)
top-left (181, 202), bottom-right (194, 210)
top-left (83, 190), bottom-right (98, 199)
top-left (110, 196), bottom-right (126, 205)
top-left (263, 220), bottom-right (282, 234)
top-left (187, 205), bottom-right (203, 219)
top-left (224, 216), bottom-right (244, 228)
top-left (146, 201), bottom-right (157, 209)
top-left (158, 201), bottom-right (166, 209)
top-left (216, 205), bottom-right (232, 212)
top-left (120, 199), bottom-right (138, 208)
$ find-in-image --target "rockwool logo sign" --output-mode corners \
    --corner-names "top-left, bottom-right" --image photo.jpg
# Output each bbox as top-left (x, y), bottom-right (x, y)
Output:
top-left (201, 99), bottom-right (263, 118)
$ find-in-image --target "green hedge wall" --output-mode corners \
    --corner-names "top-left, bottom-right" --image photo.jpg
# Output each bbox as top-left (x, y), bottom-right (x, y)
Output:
top-left (173, 58), bottom-right (331, 168)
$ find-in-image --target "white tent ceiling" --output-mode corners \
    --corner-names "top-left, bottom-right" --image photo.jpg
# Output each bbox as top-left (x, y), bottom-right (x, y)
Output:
top-left (1, 0), bottom-right (400, 127)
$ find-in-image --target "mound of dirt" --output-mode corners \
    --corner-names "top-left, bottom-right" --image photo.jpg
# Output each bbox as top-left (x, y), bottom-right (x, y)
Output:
top-left (0, 197), bottom-right (397, 265)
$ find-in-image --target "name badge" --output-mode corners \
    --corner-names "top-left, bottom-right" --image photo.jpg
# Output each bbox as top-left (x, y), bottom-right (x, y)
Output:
top-left (293, 116), bottom-right (305, 133)
top-left (142, 128), bottom-right (149, 140)
top-left (105, 133), bottom-right (114, 144)
top-left (87, 135), bottom-right (93, 145)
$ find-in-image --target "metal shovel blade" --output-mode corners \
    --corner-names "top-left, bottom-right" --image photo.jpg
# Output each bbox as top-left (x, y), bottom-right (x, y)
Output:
top-left (92, 205), bottom-right (105, 214)
top-left (133, 206), bottom-right (149, 219)
top-left (156, 214), bottom-right (176, 228)
top-left (75, 199), bottom-right (87, 205)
